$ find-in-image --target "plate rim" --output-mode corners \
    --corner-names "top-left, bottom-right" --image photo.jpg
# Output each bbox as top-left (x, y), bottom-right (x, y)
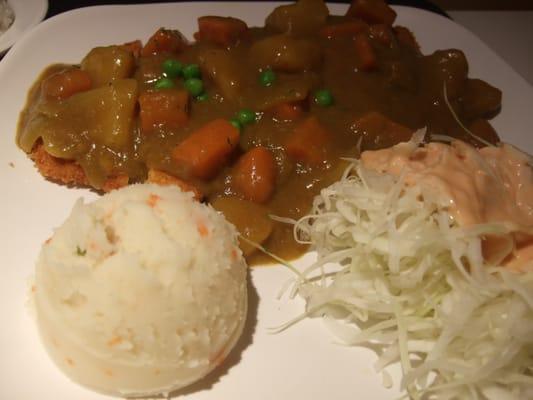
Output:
top-left (0, 0), bottom-right (48, 54)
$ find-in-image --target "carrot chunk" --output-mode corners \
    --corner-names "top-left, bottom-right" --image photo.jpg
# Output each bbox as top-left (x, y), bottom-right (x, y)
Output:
top-left (141, 28), bottom-right (187, 57)
top-left (285, 116), bottom-right (331, 166)
top-left (233, 146), bottom-right (276, 204)
top-left (138, 89), bottom-right (189, 134)
top-left (172, 119), bottom-right (240, 180)
top-left (41, 68), bottom-right (92, 100)
top-left (352, 111), bottom-right (413, 149)
top-left (347, 0), bottom-right (397, 26)
top-left (354, 33), bottom-right (378, 71)
top-left (196, 16), bottom-right (248, 46)
top-left (319, 20), bottom-right (368, 39)
top-left (147, 169), bottom-right (203, 200)
top-left (268, 101), bottom-right (305, 121)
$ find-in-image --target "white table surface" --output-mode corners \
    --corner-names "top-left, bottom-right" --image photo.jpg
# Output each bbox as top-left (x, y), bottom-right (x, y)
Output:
top-left (449, 11), bottom-right (533, 87)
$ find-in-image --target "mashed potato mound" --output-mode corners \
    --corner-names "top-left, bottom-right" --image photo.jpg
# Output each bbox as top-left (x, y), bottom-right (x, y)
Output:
top-left (34, 184), bottom-right (248, 397)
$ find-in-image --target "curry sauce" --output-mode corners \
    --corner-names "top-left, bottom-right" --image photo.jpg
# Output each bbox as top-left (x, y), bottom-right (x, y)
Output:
top-left (17, 0), bottom-right (502, 263)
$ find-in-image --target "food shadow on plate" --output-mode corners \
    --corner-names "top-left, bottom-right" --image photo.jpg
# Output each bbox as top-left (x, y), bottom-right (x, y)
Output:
top-left (168, 272), bottom-right (259, 398)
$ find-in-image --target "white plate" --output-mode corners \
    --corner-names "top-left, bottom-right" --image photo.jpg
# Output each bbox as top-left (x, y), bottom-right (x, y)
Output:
top-left (0, 0), bottom-right (47, 54)
top-left (1, 3), bottom-right (532, 399)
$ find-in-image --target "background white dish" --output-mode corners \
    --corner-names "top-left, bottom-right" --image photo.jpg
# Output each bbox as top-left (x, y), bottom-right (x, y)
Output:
top-left (0, 2), bottom-right (532, 399)
top-left (0, 0), bottom-right (47, 54)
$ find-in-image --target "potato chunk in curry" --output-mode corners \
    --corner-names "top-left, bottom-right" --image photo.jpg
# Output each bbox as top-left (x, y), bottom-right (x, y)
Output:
top-left (81, 46), bottom-right (136, 87)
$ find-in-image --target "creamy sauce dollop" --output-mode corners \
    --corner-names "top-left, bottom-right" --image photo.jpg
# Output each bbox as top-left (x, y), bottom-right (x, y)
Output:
top-left (361, 137), bottom-right (533, 271)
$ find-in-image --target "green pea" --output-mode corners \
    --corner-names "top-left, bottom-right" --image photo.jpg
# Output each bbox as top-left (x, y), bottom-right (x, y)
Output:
top-left (313, 89), bottom-right (334, 107)
top-left (184, 78), bottom-right (204, 97)
top-left (196, 92), bottom-right (209, 102)
top-left (154, 77), bottom-right (175, 90)
top-left (237, 109), bottom-right (256, 125)
top-left (229, 117), bottom-right (242, 131)
top-left (162, 59), bottom-right (183, 78)
top-left (259, 69), bottom-right (276, 87)
top-left (183, 64), bottom-right (201, 80)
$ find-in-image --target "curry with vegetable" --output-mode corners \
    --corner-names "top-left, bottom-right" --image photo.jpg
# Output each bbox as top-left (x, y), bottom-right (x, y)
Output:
top-left (17, 0), bottom-right (502, 263)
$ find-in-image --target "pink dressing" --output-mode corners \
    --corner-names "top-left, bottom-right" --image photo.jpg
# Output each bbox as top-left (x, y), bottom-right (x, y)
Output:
top-left (361, 138), bottom-right (533, 271)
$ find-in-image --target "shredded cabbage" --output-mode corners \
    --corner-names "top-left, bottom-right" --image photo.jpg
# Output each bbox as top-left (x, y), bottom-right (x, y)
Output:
top-left (282, 155), bottom-right (533, 399)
